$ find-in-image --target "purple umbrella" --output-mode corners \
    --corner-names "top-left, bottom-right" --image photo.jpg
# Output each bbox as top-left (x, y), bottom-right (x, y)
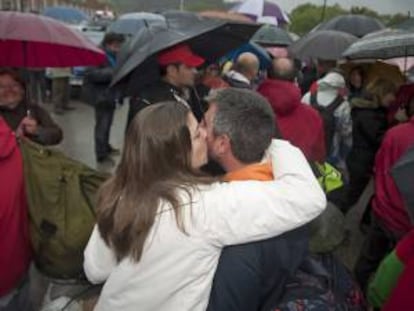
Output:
top-left (231, 0), bottom-right (290, 26)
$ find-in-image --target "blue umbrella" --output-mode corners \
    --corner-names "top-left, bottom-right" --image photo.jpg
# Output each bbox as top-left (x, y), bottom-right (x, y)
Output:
top-left (222, 42), bottom-right (272, 70)
top-left (43, 6), bottom-right (89, 24)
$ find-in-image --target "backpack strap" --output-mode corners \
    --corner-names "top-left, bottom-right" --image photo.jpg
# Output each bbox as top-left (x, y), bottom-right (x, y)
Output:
top-left (326, 95), bottom-right (344, 114)
top-left (310, 90), bottom-right (318, 107)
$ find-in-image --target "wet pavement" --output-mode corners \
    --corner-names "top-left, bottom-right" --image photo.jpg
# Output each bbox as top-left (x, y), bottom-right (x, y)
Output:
top-left (45, 99), bottom-right (128, 172)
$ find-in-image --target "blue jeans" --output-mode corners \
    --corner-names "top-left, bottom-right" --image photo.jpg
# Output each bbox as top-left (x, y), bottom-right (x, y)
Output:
top-left (94, 105), bottom-right (115, 160)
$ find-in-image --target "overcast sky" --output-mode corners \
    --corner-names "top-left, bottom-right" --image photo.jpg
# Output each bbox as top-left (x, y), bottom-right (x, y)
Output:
top-left (227, 0), bottom-right (413, 15)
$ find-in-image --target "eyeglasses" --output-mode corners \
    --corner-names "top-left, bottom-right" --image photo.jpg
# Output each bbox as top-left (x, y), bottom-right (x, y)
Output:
top-left (0, 84), bottom-right (22, 92)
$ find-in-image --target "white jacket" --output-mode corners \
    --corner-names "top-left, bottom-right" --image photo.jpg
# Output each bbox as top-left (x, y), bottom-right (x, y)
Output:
top-left (302, 74), bottom-right (353, 172)
top-left (84, 140), bottom-right (326, 311)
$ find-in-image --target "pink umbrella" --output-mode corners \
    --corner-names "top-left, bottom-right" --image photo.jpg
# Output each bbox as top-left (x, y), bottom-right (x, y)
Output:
top-left (384, 57), bottom-right (414, 72)
top-left (0, 11), bottom-right (106, 67)
top-left (265, 46), bottom-right (288, 58)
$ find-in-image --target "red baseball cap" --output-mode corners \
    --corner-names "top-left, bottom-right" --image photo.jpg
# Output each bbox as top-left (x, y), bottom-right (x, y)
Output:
top-left (157, 44), bottom-right (205, 67)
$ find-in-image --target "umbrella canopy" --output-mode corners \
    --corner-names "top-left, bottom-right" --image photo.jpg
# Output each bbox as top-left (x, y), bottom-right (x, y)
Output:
top-left (199, 10), bottom-right (253, 23)
top-left (265, 46), bottom-right (288, 58)
top-left (289, 30), bottom-right (357, 61)
top-left (106, 12), bottom-right (165, 36)
top-left (0, 11), bottom-right (106, 67)
top-left (112, 11), bottom-right (259, 89)
top-left (395, 17), bottom-right (414, 31)
top-left (316, 14), bottom-right (385, 38)
top-left (231, 0), bottom-right (289, 26)
top-left (343, 30), bottom-right (414, 60)
top-left (384, 57), bottom-right (414, 72)
top-left (43, 6), bottom-right (89, 24)
top-left (391, 144), bottom-right (414, 223)
top-left (252, 24), bottom-right (293, 47)
top-left (340, 61), bottom-right (405, 86)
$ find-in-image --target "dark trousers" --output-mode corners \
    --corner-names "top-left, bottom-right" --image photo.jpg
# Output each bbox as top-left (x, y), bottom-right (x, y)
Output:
top-left (52, 77), bottom-right (70, 110)
top-left (347, 151), bottom-right (375, 208)
top-left (354, 214), bottom-right (399, 293)
top-left (94, 105), bottom-right (115, 159)
top-left (0, 278), bottom-right (32, 311)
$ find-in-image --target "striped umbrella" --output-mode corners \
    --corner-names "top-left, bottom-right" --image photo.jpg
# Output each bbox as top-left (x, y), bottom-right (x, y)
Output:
top-left (395, 17), bottom-right (414, 31)
top-left (343, 30), bottom-right (414, 60)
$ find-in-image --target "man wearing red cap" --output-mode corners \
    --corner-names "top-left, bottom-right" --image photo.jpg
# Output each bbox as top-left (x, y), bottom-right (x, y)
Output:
top-left (126, 44), bottom-right (205, 129)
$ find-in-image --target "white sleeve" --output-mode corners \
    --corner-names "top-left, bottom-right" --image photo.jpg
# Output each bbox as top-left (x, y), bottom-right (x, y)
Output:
top-left (302, 92), bottom-right (311, 105)
top-left (83, 225), bottom-right (117, 284)
top-left (197, 139), bottom-right (326, 247)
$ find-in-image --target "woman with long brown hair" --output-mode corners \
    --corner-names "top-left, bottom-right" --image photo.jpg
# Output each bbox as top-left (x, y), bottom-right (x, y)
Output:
top-left (84, 101), bottom-right (325, 311)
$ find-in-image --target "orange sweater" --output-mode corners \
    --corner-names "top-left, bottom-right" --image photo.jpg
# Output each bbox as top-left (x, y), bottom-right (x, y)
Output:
top-left (223, 162), bottom-right (273, 182)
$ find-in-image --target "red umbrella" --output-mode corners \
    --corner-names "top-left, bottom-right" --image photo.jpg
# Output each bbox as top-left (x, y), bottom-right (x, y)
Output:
top-left (0, 11), bottom-right (106, 67)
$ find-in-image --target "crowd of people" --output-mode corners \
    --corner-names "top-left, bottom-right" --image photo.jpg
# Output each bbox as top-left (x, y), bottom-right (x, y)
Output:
top-left (1, 29), bottom-right (414, 311)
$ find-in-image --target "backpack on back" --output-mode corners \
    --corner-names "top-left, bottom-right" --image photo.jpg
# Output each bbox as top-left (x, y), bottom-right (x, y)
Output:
top-left (19, 138), bottom-right (109, 279)
top-left (271, 254), bottom-right (365, 311)
top-left (310, 92), bottom-right (344, 154)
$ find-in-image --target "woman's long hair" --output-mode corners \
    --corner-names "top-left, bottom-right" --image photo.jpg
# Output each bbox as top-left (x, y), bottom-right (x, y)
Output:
top-left (97, 102), bottom-right (213, 262)
top-left (365, 78), bottom-right (397, 106)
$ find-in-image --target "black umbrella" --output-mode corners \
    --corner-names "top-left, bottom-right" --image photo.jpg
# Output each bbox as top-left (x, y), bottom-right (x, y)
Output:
top-left (391, 144), bottom-right (414, 224)
top-left (251, 24), bottom-right (293, 47)
top-left (288, 30), bottom-right (357, 61)
top-left (111, 11), bottom-right (259, 89)
top-left (106, 12), bottom-right (165, 36)
top-left (316, 14), bottom-right (385, 38)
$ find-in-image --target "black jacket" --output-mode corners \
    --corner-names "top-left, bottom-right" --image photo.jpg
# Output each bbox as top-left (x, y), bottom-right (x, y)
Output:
top-left (347, 97), bottom-right (389, 185)
top-left (83, 60), bottom-right (118, 109)
top-left (348, 97), bottom-right (388, 163)
top-left (126, 80), bottom-right (205, 130)
top-left (207, 226), bottom-right (308, 311)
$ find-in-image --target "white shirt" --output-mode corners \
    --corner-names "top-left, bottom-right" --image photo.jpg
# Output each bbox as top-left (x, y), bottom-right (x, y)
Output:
top-left (84, 140), bottom-right (326, 311)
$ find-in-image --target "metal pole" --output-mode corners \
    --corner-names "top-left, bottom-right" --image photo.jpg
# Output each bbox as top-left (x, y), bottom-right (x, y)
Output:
top-left (179, 0), bottom-right (184, 11)
top-left (321, 0), bottom-right (327, 23)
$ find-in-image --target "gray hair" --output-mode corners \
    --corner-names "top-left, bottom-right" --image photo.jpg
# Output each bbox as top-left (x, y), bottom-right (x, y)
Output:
top-left (206, 88), bottom-right (278, 163)
top-left (268, 58), bottom-right (297, 82)
top-left (234, 52), bottom-right (260, 77)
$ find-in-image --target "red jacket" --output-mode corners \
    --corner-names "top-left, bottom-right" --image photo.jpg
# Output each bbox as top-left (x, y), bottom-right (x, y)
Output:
top-left (372, 117), bottom-right (414, 236)
top-left (0, 117), bottom-right (31, 296)
top-left (383, 230), bottom-right (414, 311)
top-left (258, 79), bottom-right (326, 162)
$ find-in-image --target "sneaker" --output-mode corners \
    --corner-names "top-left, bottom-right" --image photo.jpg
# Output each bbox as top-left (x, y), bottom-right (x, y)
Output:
top-left (63, 105), bottom-right (76, 111)
top-left (97, 155), bottom-right (114, 163)
top-left (108, 145), bottom-right (120, 155)
top-left (53, 108), bottom-right (64, 115)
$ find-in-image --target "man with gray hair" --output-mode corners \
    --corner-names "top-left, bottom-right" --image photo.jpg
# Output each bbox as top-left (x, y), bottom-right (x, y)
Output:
top-left (202, 88), bottom-right (308, 311)
top-left (223, 52), bottom-right (260, 89)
